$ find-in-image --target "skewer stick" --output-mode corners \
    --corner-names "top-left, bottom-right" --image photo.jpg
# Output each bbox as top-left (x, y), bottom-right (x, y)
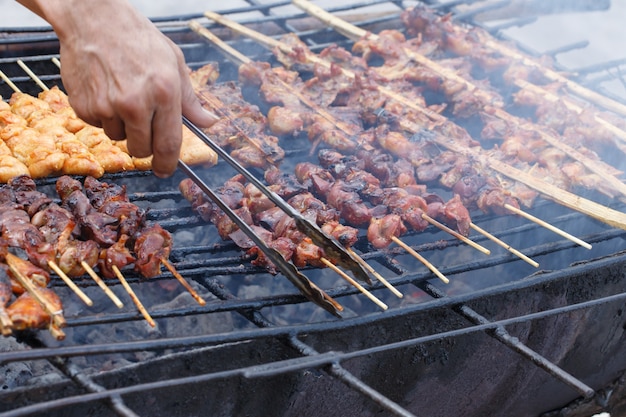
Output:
top-left (6, 253), bottom-right (66, 329)
top-left (421, 214), bottom-right (491, 255)
top-left (81, 261), bottom-right (124, 308)
top-left (504, 203), bottom-right (592, 250)
top-left (347, 247), bottom-right (403, 298)
top-left (48, 323), bottom-right (65, 340)
top-left (0, 309), bottom-right (13, 336)
top-left (469, 223), bottom-right (539, 268)
top-left (478, 33), bottom-right (626, 117)
top-left (51, 57), bottom-right (61, 69)
top-left (0, 70), bottom-right (21, 94)
top-left (190, 20), bottom-right (250, 65)
top-left (390, 236), bottom-right (450, 284)
top-left (16, 59), bottom-right (49, 91)
top-left (111, 265), bottom-right (155, 327)
top-left (160, 257), bottom-right (207, 306)
top-left (516, 79), bottom-right (626, 146)
top-left (319, 257), bottom-right (388, 310)
top-left (47, 260), bottom-right (93, 306)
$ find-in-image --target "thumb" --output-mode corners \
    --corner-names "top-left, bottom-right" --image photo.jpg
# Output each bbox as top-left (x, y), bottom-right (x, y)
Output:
top-left (181, 79), bottom-right (219, 128)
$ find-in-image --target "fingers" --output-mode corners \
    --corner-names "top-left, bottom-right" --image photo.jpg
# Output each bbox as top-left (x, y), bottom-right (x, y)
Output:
top-left (150, 98), bottom-right (182, 178)
top-left (101, 117), bottom-right (126, 141)
top-left (124, 113), bottom-right (154, 160)
top-left (180, 75), bottom-right (219, 128)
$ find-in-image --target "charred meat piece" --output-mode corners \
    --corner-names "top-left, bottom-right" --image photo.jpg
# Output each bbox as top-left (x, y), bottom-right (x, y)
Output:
top-left (133, 224), bottom-right (172, 278)
top-left (325, 181), bottom-right (372, 227)
top-left (367, 214), bottom-right (407, 249)
top-left (56, 175), bottom-right (118, 247)
top-left (7, 287), bottom-right (62, 331)
top-left (98, 234), bottom-right (136, 278)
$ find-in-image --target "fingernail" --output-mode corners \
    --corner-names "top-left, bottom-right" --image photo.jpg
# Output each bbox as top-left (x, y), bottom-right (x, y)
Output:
top-left (203, 108), bottom-right (220, 123)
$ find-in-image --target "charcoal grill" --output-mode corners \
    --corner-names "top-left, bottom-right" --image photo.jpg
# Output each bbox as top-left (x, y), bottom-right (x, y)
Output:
top-left (1, 1), bottom-right (626, 416)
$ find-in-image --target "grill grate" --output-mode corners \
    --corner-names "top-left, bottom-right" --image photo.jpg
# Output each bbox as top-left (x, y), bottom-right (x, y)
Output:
top-left (1, 1), bottom-right (626, 416)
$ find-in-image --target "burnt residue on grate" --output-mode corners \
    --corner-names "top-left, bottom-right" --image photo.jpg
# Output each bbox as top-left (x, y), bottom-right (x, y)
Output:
top-left (1, 1), bottom-right (626, 417)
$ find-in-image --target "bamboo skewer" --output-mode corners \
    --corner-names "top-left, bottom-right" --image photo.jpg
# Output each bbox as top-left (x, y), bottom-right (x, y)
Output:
top-left (469, 223), bottom-right (539, 268)
top-left (515, 79), bottom-right (626, 146)
top-left (160, 257), bottom-right (206, 306)
top-left (47, 260), bottom-right (93, 306)
top-left (111, 265), bottom-right (155, 327)
top-left (16, 60), bottom-right (49, 92)
top-left (347, 247), bottom-right (403, 298)
top-left (0, 305), bottom-right (13, 336)
top-left (81, 261), bottom-right (124, 308)
top-left (0, 70), bottom-right (21, 94)
top-left (504, 203), bottom-right (592, 250)
top-left (6, 253), bottom-right (66, 330)
top-left (319, 257), bottom-right (388, 310)
top-left (390, 236), bottom-right (450, 284)
top-left (421, 214), bottom-right (491, 255)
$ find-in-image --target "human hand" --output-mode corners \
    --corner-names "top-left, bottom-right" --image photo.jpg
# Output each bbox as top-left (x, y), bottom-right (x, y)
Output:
top-left (17, 0), bottom-right (219, 177)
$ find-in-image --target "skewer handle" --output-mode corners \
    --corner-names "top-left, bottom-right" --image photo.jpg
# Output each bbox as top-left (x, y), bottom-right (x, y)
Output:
top-left (112, 265), bottom-right (156, 327)
top-left (160, 257), bottom-right (207, 306)
top-left (320, 258), bottom-right (388, 310)
top-left (81, 261), bottom-right (124, 308)
top-left (504, 204), bottom-right (592, 250)
top-left (347, 248), bottom-right (403, 298)
top-left (469, 223), bottom-right (539, 268)
top-left (48, 261), bottom-right (93, 306)
top-left (391, 236), bottom-right (449, 284)
top-left (421, 214), bottom-right (491, 255)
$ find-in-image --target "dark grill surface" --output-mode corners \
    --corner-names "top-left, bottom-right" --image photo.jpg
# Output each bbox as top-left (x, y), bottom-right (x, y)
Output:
top-left (1, 1), bottom-right (626, 417)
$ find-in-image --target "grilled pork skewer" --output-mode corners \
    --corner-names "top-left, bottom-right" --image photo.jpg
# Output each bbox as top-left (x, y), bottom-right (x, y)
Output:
top-left (316, 148), bottom-right (539, 266)
top-left (192, 17), bottom-right (597, 250)
top-left (199, 9), bottom-right (626, 233)
top-left (338, 24), bottom-right (626, 200)
top-left (400, 5), bottom-right (626, 118)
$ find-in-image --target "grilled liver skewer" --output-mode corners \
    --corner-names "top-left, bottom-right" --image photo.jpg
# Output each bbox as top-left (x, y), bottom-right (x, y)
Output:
top-left (179, 174), bottom-right (389, 310)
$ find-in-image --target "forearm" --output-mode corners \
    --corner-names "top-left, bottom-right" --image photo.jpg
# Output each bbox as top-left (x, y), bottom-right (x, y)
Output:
top-left (15, 0), bottom-right (140, 41)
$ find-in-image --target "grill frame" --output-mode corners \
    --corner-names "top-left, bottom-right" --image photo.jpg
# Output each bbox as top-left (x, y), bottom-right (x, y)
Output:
top-left (1, 1), bottom-right (626, 416)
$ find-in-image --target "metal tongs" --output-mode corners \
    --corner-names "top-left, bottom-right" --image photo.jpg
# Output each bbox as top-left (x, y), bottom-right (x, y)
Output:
top-left (180, 117), bottom-right (373, 316)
